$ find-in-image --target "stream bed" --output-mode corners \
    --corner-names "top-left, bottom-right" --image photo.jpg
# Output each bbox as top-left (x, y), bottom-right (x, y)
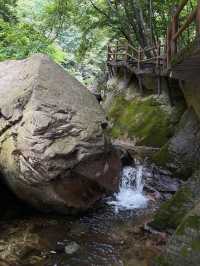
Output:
top-left (0, 160), bottom-right (180, 266)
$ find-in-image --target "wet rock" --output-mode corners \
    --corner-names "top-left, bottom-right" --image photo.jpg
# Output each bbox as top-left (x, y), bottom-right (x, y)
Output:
top-left (146, 171), bottom-right (181, 193)
top-left (155, 201), bottom-right (200, 266)
top-left (151, 169), bottom-right (200, 231)
top-left (113, 139), bottom-right (160, 161)
top-left (0, 54), bottom-right (121, 214)
top-left (153, 108), bottom-right (200, 179)
top-left (64, 242), bottom-right (80, 255)
top-left (0, 222), bottom-right (43, 266)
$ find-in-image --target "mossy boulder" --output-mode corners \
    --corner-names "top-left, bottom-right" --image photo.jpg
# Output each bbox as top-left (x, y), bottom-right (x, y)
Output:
top-left (155, 201), bottom-right (200, 266)
top-left (153, 108), bottom-right (200, 178)
top-left (107, 94), bottom-right (184, 147)
top-left (151, 169), bottom-right (200, 231)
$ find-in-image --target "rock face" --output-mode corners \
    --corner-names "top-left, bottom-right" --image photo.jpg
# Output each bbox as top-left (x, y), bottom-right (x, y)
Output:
top-left (151, 169), bottom-right (200, 231)
top-left (0, 54), bottom-right (120, 213)
top-left (154, 108), bottom-right (200, 178)
top-left (182, 81), bottom-right (200, 120)
top-left (155, 179), bottom-right (200, 266)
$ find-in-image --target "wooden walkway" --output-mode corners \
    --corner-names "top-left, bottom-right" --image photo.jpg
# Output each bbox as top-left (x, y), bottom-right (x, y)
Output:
top-left (107, 0), bottom-right (200, 87)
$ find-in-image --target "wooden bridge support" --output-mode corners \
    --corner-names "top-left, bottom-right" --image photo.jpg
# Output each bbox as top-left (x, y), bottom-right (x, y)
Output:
top-left (166, 77), bottom-right (174, 107)
top-left (138, 75), bottom-right (143, 95)
top-left (157, 76), bottom-right (162, 96)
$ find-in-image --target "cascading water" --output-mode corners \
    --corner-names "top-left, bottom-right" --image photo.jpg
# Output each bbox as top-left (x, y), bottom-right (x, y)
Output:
top-left (107, 162), bottom-right (148, 213)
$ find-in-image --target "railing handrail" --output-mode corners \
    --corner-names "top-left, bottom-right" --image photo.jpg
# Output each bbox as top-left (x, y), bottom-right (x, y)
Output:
top-left (172, 7), bottom-right (197, 41)
top-left (107, 0), bottom-right (200, 74)
top-left (167, 0), bottom-right (200, 69)
top-left (107, 40), bottom-right (164, 72)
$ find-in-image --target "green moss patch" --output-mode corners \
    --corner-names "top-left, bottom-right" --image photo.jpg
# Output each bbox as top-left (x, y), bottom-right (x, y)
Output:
top-left (176, 215), bottom-right (200, 235)
top-left (151, 169), bottom-right (200, 231)
top-left (152, 144), bottom-right (171, 167)
top-left (108, 95), bottom-right (174, 147)
top-left (155, 255), bottom-right (171, 266)
top-left (150, 186), bottom-right (193, 230)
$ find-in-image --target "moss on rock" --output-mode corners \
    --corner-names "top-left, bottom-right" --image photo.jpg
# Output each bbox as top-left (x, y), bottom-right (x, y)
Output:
top-left (151, 169), bottom-right (200, 231)
top-left (155, 201), bottom-right (200, 266)
top-left (152, 144), bottom-right (171, 167)
top-left (108, 95), bottom-right (179, 147)
top-left (153, 108), bottom-right (200, 178)
top-left (155, 255), bottom-right (171, 266)
top-left (150, 186), bottom-right (193, 230)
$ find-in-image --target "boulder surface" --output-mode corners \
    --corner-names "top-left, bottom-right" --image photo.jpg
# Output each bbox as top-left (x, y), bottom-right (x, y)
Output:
top-left (0, 54), bottom-right (120, 213)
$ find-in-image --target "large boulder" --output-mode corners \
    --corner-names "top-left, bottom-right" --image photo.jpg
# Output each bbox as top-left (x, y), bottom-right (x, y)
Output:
top-left (153, 108), bottom-right (200, 178)
top-left (0, 54), bottom-right (120, 214)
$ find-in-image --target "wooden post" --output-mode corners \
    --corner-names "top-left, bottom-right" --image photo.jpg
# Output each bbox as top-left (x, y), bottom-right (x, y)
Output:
top-left (138, 75), bottom-right (143, 95)
top-left (115, 40), bottom-right (119, 62)
top-left (167, 26), bottom-right (172, 69)
top-left (166, 77), bottom-right (174, 107)
top-left (163, 42), bottom-right (167, 72)
top-left (125, 42), bottom-right (129, 62)
top-left (171, 6), bottom-right (179, 57)
top-left (197, 0), bottom-right (200, 36)
top-left (156, 41), bottom-right (161, 95)
top-left (137, 47), bottom-right (141, 72)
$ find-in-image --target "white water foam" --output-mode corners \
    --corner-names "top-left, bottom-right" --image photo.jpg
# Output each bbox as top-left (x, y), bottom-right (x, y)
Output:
top-left (107, 164), bottom-right (148, 213)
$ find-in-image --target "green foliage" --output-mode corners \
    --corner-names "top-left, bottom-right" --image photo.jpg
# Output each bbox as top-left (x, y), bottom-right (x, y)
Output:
top-left (1, 0), bottom-right (198, 85)
top-left (0, 0), bottom-right (17, 22)
top-left (0, 19), bottom-right (65, 62)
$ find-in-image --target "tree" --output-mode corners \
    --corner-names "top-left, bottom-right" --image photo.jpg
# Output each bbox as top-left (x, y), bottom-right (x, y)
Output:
top-left (0, 0), bottom-right (17, 22)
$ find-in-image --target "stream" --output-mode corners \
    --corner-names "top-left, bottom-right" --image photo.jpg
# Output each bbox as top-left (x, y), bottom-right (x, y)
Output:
top-left (0, 159), bottom-right (180, 266)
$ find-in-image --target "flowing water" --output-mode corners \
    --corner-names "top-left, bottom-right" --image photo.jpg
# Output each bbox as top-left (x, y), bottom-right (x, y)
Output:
top-left (107, 164), bottom-right (148, 213)
top-left (0, 162), bottom-right (167, 266)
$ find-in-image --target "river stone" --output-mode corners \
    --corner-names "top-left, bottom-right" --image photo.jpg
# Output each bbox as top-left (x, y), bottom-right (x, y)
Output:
top-left (0, 54), bottom-right (120, 213)
top-left (64, 242), bottom-right (80, 255)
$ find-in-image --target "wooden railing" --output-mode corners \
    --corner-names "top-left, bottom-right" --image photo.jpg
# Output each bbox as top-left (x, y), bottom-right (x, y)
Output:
top-left (107, 0), bottom-right (200, 75)
top-left (167, 0), bottom-right (200, 68)
top-left (107, 41), bottom-right (166, 73)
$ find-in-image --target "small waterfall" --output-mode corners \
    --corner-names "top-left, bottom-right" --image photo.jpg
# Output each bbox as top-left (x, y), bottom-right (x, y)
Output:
top-left (107, 163), bottom-right (148, 213)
